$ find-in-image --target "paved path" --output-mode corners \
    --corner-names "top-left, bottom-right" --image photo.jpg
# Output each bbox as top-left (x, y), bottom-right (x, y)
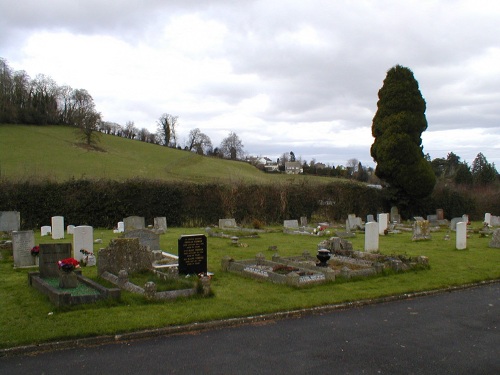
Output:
top-left (1, 283), bottom-right (499, 374)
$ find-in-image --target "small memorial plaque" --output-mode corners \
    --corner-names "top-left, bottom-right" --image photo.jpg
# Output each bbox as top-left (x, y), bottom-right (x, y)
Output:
top-left (178, 234), bottom-right (207, 275)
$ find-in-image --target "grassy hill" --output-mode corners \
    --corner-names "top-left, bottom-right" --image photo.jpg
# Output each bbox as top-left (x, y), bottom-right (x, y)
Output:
top-left (0, 124), bottom-right (326, 184)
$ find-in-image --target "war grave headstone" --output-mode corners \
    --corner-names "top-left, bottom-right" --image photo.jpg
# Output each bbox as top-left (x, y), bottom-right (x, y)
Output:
top-left (113, 221), bottom-right (125, 233)
top-left (154, 217), bottom-right (167, 234)
top-left (51, 216), bottom-right (64, 239)
top-left (0, 211), bottom-right (20, 232)
top-left (219, 218), bottom-right (237, 229)
top-left (178, 234), bottom-right (207, 275)
top-left (73, 225), bottom-right (93, 262)
top-left (41, 226), bottom-right (51, 236)
top-left (484, 213), bottom-right (491, 225)
top-left (489, 229), bottom-right (500, 248)
top-left (378, 213), bottom-right (389, 234)
top-left (456, 222), bottom-right (467, 250)
top-left (412, 220), bottom-right (431, 241)
top-left (123, 216), bottom-right (145, 232)
top-left (67, 225), bottom-right (75, 235)
top-left (365, 222), bottom-right (379, 252)
top-left (123, 229), bottom-right (160, 251)
top-left (12, 230), bottom-right (36, 268)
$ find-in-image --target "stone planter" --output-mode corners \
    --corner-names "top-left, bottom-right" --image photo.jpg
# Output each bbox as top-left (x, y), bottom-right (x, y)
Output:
top-left (59, 270), bottom-right (78, 288)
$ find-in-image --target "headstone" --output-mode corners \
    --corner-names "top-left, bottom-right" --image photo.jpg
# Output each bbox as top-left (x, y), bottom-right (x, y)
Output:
top-left (484, 213), bottom-right (491, 225)
top-left (456, 222), bottom-right (467, 250)
top-left (12, 230), bottom-right (36, 267)
top-left (364, 222), bottom-right (379, 252)
top-left (117, 221), bottom-right (125, 233)
top-left (73, 225), bottom-right (93, 261)
top-left (41, 226), bottom-right (51, 236)
top-left (436, 209), bottom-right (444, 220)
top-left (489, 229), bottom-right (500, 248)
top-left (178, 234), bottom-right (207, 275)
top-left (491, 216), bottom-right (500, 227)
top-left (153, 217), bottom-right (167, 234)
top-left (347, 214), bottom-right (362, 230)
top-left (462, 214), bottom-right (469, 224)
top-left (378, 213), bottom-right (389, 235)
top-left (219, 218), bottom-right (237, 229)
top-left (414, 216), bottom-right (424, 222)
top-left (300, 216), bottom-right (308, 227)
top-left (427, 214), bottom-right (438, 224)
top-left (39, 243), bottom-right (72, 278)
top-left (123, 216), bottom-right (145, 232)
top-left (51, 216), bottom-right (64, 239)
top-left (412, 220), bottom-right (431, 241)
top-left (283, 220), bottom-right (299, 229)
top-left (98, 238), bottom-right (153, 276)
top-left (366, 214), bottom-right (374, 223)
top-left (450, 217), bottom-right (462, 231)
top-left (123, 229), bottom-right (160, 251)
top-left (67, 225), bottom-right (75, 235)
top-left (0, 211), bottom-right (20, 231)
top-left (390, 207), bottom-right (401, 223)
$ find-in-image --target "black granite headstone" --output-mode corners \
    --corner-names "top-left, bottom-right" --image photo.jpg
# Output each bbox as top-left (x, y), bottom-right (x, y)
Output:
top-left (178, 234), bottom-right (207, 275)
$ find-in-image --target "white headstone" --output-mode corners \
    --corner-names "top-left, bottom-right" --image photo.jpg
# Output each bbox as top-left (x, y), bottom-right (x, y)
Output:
top-left (73, 225), bottom-right (94, 261)
top-left (41, 226), bottom-right (51, 236)
top-left (51, 216), bottom-right (64, 239)
top-left (378, 213), bottom-right (389, 235)
top-left (462, 214), bottom-right (469, 224)
top-left (12, 230), bottom-right (36, 267)
top-left (117, 221), bottom-right (125, 233)
top-left (67, 225), bottom-right (75, 235)
top-left (456, 222), bottom-right (467, 250)
top-left (364, 222), bottom-right (379, 252)
top-left (484, 213), bottom-right (491, 225)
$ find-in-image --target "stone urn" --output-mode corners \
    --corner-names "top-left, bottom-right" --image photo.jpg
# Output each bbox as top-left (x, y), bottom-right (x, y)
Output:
top-left (316, 249), bottom-right (331, 267)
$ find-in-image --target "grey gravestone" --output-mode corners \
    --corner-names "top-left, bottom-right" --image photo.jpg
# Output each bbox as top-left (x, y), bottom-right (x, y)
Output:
top-left (414, 217), bottom-right (424, 222)
top-left (153, 217), bottom-right (167, 234)
top-left (98, 238), bottom-right (153, 276)
top-left (390, 207), bottom-right (401, 223)
top-left (0, 211), bottom-right (20, 231)
top-left (367, 214), bottom-right (375, 223)
top-left (491, 216), bottom-right (500, 226)
top-left (300, 216), bottom-right (308, 227)
top-left (123, 229), bottom-right (160, 251)
top-left (283, 220), bottom-right (299, 228)
top-left (450, 217), bottom-right (462, 230)
top-left (412, 220), bottom-right (431, 241)
top-left (12, 230), bottom-right (36, 267)
top-left (123, 216), bottom-right (145, 232)
top-left (427, 214), bottom-right (438, 223)
top-left (178, 234), bottom-right (207, 275)
top-left (39, 243), bottom-right (72, 278)
top-left (347, 214), bottom-right (362, 230)
top-left (489, 229), bottom-right (500, 248)
top-left (219, 218), bottom-right (237, 229)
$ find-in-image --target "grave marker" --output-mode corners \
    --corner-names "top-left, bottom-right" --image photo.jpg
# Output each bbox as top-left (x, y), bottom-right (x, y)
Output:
top-left (123, 229), bottom-right (160, 251)
top-left (67, 225), bottom-right (75, 235)
top-left (41, 226), bottom-right (51, 236)
top-left (73, 225), bottom-right (93, 261)
top-left (39, 243), bottom-right (72, 278)
top-left (154, 217), bottom-right (167, 233)
top-left (364, 222), bottom-right (379, 252)
top-left (51, 216), bottom-right (64, 239)
top-left (283, 220), bottom-right (299, 229)
top-left (12, 230), bottom-right (36, 267)
top-left (456, 222), bottom-right (467, 250)
top-left (489, 229), bottom-right (500, 248)
top-left (0, 211), bottom-right (20, 231)
top-left (219, 218), bottom-right (237, 229)
top-left (378, 213), bottom-right (389, 234)
top-left (178, 234), bottom-right (207, 275)
top-left (123, 216), bottom-right (145, 232)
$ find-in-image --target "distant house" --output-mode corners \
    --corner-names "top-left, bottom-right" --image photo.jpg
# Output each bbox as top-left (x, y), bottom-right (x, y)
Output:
top-left (285, 161), bottom-right (303, 174)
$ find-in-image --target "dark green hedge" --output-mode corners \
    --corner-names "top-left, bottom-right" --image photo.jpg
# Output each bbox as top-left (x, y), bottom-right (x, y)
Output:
top-left (0, 179), bottom-right (387, 229)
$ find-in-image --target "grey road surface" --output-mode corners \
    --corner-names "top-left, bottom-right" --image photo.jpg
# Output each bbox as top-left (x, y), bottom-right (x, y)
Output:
top-left (1, 283), bottom-right (499, 374)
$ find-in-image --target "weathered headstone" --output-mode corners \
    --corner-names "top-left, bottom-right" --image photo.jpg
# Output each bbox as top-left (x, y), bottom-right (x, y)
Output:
top-left (12, 230), bottom-right (36, 267)
top-left (491, 215), bottom-right (500, 227)
top-left (300, 216), bottom-right (308, 227)
top-left (347, 214), bottom-right (362, 230)
top-left (462, 214), bottom-right (469, 224)
top-left (484, 213), bottom-right (491, 225)
top-left (178, 234), bottom-right (207, 275)
top-left (0, 211), bottom-right (20, 231)
top-left (73, 225), bottom-right (93, 261)
top-left (39, 243), bottom-right (72, 278)
top-left (426, 214), bottom-right (438, 224)
top-left (153, 217), bottom-right (167, 234)
top-left (436, 209), bottom-right (444, 220)
top-left (123, 216), bottom-right (145, 232)
top-left (67, 225), bottom-right (75, 235)
top-left (283, 220), bottom-right (299, 229)
top-left (219, 218), bottom-right (237, 229)
top-left (123, 229), bottom-right (160, 251)
top-left (365, 222), bottom-right (379, 252)
top-left (450, 217), bottom-right (462, 231)
top-left (390, 207), bottom-right (401, 223)
top-left (98, 238), bottom-right (153, 276)
top-left (41, 226), bottom-right (51, 236)
top-left (412, 220), bottom-right (431, 241)
top-left (366, 214), bottom-right (375, 223)
top-left (378, 213), bottom-right (389, 235)
top-left (51, 216), bottom-right (65, 239)
top-left (489, 229), bottom-right (500, 248)
top-left (456, 222), bottom-right (467, 250)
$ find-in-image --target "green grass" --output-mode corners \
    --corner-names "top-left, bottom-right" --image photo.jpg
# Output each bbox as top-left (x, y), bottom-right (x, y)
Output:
top-left (1, 222), bottom-right (499, 349)
top-left (0, 124), bottom-right (338, 185)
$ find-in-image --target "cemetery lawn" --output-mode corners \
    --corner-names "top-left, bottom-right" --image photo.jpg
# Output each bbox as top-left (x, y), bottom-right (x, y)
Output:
top-left (1, 223), bottom-right (499, 349)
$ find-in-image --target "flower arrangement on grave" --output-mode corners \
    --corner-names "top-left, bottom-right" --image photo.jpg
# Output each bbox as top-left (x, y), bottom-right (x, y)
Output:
top-left (57, 257), bottom-right (80, 272)
top-left (80, 248), bottom-right (94, 257)
top-left (30, 245), bottom-right (40, 257)
top-left (79, 248), bottom-right (95, 266)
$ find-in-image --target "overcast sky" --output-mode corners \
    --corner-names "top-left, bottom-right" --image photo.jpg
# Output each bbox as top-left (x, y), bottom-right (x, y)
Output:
top-left (1, 0), bottom-right (499, 167)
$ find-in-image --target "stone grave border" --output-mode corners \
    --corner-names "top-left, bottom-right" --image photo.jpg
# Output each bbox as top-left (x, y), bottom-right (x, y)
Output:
top-left (28, 270), bottom-right (121, 307)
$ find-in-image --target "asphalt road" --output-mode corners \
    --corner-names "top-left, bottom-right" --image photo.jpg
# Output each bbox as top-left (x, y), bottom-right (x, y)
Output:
top-left (1, 283), bottom-right (499, 374)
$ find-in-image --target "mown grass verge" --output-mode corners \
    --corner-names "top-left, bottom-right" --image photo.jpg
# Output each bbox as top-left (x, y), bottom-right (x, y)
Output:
top-left (0, 222), bottom-right (499, 349)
